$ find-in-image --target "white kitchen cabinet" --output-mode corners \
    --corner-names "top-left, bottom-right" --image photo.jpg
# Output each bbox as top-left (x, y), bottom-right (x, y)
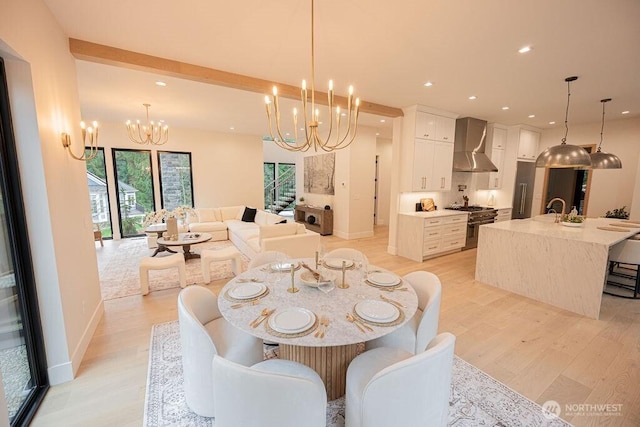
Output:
top-left (518, 129), bottom-right (540, 161)
top-left (415, 112), bottom-right (436, 140)
top-left (432, 141), bottom-right (454, 190)
top-left (411, 140), bottom-right (453, 191)
top-left (411, 139), bottom-right (435, 190)
top-left (398, 213), bottom-right (468, 262)
top-left (492, 126), bottom-right (507, 150)
top-left (415, 111), bottom-right (455, 143)
top-left (495, 208), bottom-right (512, 222)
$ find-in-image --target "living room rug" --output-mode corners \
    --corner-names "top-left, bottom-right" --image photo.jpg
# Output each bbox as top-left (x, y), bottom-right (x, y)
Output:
top-left (99, 239), bottom-right (249, 300)
top-left (144, 321), bottom-right (572, 427)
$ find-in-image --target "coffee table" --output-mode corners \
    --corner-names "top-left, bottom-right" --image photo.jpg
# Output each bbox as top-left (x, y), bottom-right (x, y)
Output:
top-left (156, 232), bottom-right (212, 260)
top-left (144, 224), bottom-right (177, 256)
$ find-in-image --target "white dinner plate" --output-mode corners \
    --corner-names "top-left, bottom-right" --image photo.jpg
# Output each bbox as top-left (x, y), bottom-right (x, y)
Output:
top-left (355, 300), bottom-right (400, 323)
top-left (300, 271), bottom-right (334, 288)
top-left (324, 258), bottom-right (354, 269)
top-left (367, 272), bottom-right (401, 287)
top-left (268, 308), bottom-right (316, 333)
top-left (228, 282), bottom-right (266, 299)
top-left (270, 262), bottom-right (300, 272)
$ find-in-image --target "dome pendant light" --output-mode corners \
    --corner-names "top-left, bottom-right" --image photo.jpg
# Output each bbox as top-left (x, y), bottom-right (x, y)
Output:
top-left (535, 76), bottom-right (592, 168)
top-left (590, 98), bottom-right (622, 169)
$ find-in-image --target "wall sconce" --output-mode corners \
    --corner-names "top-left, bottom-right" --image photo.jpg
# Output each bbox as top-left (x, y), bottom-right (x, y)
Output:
top-left (61, 121), bottom-right (99, 161)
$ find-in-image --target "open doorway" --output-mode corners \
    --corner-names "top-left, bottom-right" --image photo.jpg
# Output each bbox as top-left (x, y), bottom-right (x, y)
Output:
top-left (540, 145), bottom-right (595, 215)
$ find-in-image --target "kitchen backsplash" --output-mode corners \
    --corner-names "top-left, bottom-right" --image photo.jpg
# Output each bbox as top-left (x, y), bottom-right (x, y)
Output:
top-left (400, 172), bottom-right (510, 212)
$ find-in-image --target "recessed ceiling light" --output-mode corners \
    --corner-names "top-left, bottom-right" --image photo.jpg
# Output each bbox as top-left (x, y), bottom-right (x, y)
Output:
top-left (375, 132), bottom-right (380, 136)
top-left (518, 46), bottom-right (532, 54)
top-left (155, 81), bottom-right (167, 86)
top-left (286, 132), bottom-right (290, 136)
top-left (230, 126), bottom-right (235, 130)
top-left (622, 110), bottom-right (630, 115)
top-left (319, 121), bottom-right (323, 125)
top-left (341, 112), bottom-right (347, 117)
top-left (549, 121), bottom-right (556, 125)
top-left (501, 106), bottom-right (510, 110)
top-left (528, 114), bottom-right (536, 118)
top-left (423, 81), bottom-right (433, 87)
top-left (299, 128), bottom-right (304, 131)
top-left (380, 119), bottom-right (386, 123)
top-left (468, 95), bottom-right (477, 100)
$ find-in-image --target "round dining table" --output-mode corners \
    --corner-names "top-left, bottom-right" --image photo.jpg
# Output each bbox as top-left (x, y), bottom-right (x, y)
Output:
top-left (218, 258), bottom-right (418, 399)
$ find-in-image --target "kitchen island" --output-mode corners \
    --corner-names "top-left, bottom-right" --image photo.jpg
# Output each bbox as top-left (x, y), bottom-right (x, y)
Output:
top-left (475, 217), bottom-right (638, 319)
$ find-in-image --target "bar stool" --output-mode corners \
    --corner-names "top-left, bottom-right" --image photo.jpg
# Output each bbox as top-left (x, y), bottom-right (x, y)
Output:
top-left (605, 238), bottom-right (640, 299)
top-left (139, 253), bottom-right (187, 295)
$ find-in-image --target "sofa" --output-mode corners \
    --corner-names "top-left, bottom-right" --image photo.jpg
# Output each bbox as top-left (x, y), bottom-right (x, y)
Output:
top-left (184, 206), bottom-right (320, 259)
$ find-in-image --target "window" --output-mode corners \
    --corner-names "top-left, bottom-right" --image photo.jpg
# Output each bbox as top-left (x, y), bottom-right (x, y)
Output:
top-left (85, 148), bottom-right (112, 238)
top-left (0, 57), bottom-right (48, 426)
top-left (158, 151), bottom-right (193, 210)
top-left (112, 149), bottom-right (155, 237)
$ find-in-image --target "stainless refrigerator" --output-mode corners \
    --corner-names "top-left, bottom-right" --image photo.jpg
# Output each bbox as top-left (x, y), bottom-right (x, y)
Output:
top-left (512, 161), bottom-right (536, 219)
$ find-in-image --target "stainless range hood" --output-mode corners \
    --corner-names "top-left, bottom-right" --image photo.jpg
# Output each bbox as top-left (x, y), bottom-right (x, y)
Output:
top-left (453, 117), bottom-right (498, 172)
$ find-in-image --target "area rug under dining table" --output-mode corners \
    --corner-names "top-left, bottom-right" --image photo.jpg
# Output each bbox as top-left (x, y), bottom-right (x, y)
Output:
top-left (144, 321), bottom-right (572, 426)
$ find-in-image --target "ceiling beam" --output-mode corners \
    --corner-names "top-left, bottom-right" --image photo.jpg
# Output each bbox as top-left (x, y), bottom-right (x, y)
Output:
top-left (69, 38), bottom-right (404, 118)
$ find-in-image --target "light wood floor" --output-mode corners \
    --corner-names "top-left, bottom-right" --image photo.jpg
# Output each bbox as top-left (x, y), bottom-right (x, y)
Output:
top-left (31, 227), bottom-right (640, 426)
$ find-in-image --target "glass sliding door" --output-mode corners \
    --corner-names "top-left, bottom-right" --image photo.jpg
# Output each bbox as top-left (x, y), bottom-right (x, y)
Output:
top-left (263, 162), bottom-right (275, 210)
top-left (0, 58), bottom-right (48, 426)
top-left (112, 149), bottom-right (155, 237)
top-left (85, 148), bottom-right (112, 238)
top-left (157, 151), bottom-right (193, 210)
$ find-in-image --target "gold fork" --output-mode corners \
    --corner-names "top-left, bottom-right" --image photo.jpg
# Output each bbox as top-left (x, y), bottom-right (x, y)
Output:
top-left (320, 316), bottom-right (329, 338)
top-left (231, 299), bottom-right (261, 309)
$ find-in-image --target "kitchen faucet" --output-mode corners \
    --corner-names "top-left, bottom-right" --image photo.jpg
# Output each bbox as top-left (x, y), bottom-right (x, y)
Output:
top-left (546, 198), bottom-right (566, 223)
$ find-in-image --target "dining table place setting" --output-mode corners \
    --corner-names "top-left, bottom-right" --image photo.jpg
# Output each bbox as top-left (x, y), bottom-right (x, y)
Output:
top-left (217, 256), bottom-right (418, 400)
top-left (223, 280), bottom-right (270, 303)
top-left (219, 257), bottom-right (417, 345)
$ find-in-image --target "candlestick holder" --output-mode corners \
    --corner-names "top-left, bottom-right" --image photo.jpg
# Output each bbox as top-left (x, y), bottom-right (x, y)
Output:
top-left (337, 260), bottom-right (350, 289)
top-left (287, 265), bottom-right (299, 293)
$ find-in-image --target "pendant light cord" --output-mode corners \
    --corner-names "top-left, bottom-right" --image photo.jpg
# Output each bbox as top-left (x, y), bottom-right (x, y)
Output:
top-left (562, 79), bottom-right (572, 144)
top-left (597, 98), bottom-right (611, 152)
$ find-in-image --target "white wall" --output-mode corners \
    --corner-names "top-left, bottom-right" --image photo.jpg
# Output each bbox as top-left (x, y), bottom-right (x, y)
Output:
top-left (534, 116), bottom-right (640, 217)
top-left (375, 138), bottom-right (392, 225)
top-left (1, 0), bottom-right (103, 384)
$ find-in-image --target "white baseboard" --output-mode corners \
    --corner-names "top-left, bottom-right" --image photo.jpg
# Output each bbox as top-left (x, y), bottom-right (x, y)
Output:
top-left (49, 300), bottom-right (104, 385)
top-left (48, 361), bottom-right (74, 385)
top-left (333, 230), bottom-right (374, 240)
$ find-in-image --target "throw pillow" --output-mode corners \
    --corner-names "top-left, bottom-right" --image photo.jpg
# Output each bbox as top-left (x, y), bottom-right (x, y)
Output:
top-left (241, 207), bottom-right (257, 222)
top-left (278, 219), bottom-right (288, 224)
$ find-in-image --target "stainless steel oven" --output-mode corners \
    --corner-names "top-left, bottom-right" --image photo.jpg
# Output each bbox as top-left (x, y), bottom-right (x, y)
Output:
top-left (446, 206), bottom-right (497, 250)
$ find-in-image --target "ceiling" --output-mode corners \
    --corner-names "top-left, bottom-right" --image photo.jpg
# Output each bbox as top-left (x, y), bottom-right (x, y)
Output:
top-left (43, 0), bottom-right (640, 139)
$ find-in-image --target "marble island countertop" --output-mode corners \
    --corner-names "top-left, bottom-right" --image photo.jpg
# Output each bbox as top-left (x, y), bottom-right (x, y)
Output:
top-left (483, 216), bottom-right (639, 247)
top-left (477, 215), bottom-right (639, 319)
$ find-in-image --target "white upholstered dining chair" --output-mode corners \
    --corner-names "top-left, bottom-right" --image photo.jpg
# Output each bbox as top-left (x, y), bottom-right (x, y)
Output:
top-left (177, 285), bottom-right (263, 417)
top-left (325, 248), bottom-right (369, 264)
top-left (248, 250), bottom-right (287, 269)
top-left (212, 355), bottom-right (327, 427)
top-left (365, 270), bottom-right (442, 354)
top-left (346, 332), bottom-right (456, 427)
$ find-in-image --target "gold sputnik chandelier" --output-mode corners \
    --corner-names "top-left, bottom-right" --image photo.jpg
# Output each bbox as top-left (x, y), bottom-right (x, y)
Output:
top-left (264, 0), bottom-right (360, 152)
top-left (61, 121), bottom-right (99, 161)
top-left (126, 103), bottom-right (169, 145)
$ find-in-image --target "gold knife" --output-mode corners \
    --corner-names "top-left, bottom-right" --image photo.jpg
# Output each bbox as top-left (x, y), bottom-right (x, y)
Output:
top-left (252, 309), bottom-right (275, 328)
top-left (380, 294), bottom-right (406, 308)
